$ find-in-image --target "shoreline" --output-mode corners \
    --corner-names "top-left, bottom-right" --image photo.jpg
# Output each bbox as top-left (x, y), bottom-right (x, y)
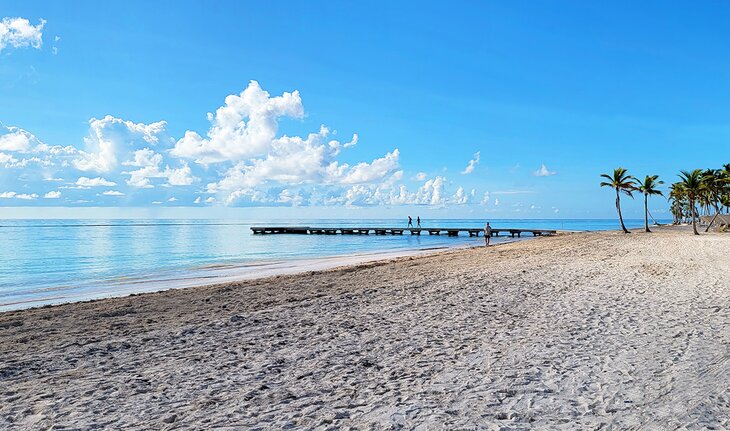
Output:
top-left (0, 225), bottom-right (690, 313)
top-left (0, 236), bottom-right (525, 313)
top-left (1, 227), bottom-right (727, 429)
top-left (0, 219), bottom-right (673, 313)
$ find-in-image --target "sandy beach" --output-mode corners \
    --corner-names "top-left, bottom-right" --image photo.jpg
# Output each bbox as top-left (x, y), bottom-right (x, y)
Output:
top-left (0, 227), bottom-right (728, 430)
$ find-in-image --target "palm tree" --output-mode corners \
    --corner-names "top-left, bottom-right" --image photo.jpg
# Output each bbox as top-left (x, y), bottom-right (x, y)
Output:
top-left (635, 175), bottom-right (664, 232)
top-left (668, 183), bottom-right (686, 224)
top-left (718, 165), bottom-right (730, 214)
top-left (701, 169), bottom-right (725, 231)
top-left (701, 169), bottom-right (721, 214)
top-left (600, 167), bottom-right (636, 233)
top-left (721, 193), bottom-right (730, 215)
top-left (678, 169), bottom-right (704, 235)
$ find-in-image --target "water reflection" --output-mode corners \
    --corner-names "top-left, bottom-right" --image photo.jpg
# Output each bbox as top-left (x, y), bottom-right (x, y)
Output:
top-left (0, 218), bottom-right (666, 310)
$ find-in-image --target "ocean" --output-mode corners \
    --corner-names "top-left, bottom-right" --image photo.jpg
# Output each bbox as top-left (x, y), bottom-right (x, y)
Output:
top-left (0, 218), bottom-right (662, 311)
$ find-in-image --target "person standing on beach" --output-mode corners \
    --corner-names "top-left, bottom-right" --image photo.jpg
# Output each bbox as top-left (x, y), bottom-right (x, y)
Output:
top-left (484, 222), bottom-right (492, 246)
top-left (408, 216), bottom-right (413, 228)
top-left (417, 216), bottom-right (421, 227)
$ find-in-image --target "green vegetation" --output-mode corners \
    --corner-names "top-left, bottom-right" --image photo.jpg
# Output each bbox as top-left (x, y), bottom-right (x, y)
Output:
top-left (601, 164), bottom-right (730, 235)
top-left (671, 166), bottom-right (730, 234)
top-left (635, 175), bottom-right (664, 233)
top-left (600, 167), bottom-right (636, 234)
top-left (677, 169), bottom-right (704, 235)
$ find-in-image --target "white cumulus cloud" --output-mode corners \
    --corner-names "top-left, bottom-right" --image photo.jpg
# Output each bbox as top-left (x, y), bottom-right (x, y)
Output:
top-left (76, 176), bottom-right (116, 187)
top-left (480, 192), bottom-right (490, 205)
top-left (0, 82), bottom-right (483, 209)
top-left (277, 189), bottom-right (303, 206)
top-left (332, 150), bottom-right (400, 185)
top-left (16, 193), bottom-right (38, 200)
top-left (461, 151), bottom-right (480, 175)
top-left (206, 122), bottom-right (397, 204)
top-left (416, 176), bottom-right (446, 206)
top-left (0, 127), bottom-right (33, 152)
top-left (343, 133), bottom-right (358, 148)
top-left (172, 80), bottom-right (305, 164)
top-left (533, 163), bottom-right (557, 177)
top-left (124, 148), bottom-right (195, 188)
top-left (331, 174), bottom-right (473, 207)
top-left (452, 187), bottom-right (475, 205)
top-left (74, 115), bottom-right (167, 173)
top-left (0, 17), bottom-right (45, 52)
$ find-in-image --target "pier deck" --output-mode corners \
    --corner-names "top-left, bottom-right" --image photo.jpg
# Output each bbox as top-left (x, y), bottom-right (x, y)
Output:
top-left (250, 226), bottom-right (556, 238)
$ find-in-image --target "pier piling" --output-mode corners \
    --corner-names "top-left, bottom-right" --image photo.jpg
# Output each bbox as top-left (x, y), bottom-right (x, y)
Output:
top-left (251, 226), bottom-right (557, 237)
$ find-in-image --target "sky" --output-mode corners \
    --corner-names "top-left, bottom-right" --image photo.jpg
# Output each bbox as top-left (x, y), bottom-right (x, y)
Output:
top-left (1, 1), bottom-right (729, 219)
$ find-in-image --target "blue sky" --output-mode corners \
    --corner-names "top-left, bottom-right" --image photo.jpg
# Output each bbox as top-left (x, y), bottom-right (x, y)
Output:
top-left (1, 1), bottom-right (729, 219)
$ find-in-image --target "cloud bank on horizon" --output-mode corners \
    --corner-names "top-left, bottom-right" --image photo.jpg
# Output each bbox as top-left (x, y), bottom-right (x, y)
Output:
top-left (1, 80), bottom-right (518, 208)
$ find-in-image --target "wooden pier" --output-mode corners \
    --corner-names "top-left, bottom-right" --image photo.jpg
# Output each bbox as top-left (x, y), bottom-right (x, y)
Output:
top-left (250, 226), bottom-right (556, 238)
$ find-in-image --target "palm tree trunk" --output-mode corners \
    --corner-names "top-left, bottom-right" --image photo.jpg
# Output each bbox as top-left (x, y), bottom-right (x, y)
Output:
top-left (648, 209), bottom-right (659, 225)
top-left (616, 189), bottom-right (630, 233)
top-left (644, 194), bottom-right (650, 232)
top-left (711, 197), bottom-right (720, 215)
top-left (691, 198), bottom-right (699, 235)
top-left (704, 212), bottom-right (719, 233)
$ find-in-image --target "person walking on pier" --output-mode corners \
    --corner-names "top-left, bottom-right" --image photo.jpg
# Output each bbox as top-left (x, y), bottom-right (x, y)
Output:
top-left (408, 216), bottom-right (413, 228)
top-left (417, 216), bottom-right (421, 227)
top-left (484, 222), bottom-right (492, 246)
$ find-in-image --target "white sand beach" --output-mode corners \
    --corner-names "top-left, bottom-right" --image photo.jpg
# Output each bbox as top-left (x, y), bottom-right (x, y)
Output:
top-left (0, 227), bottom-right (728, 429)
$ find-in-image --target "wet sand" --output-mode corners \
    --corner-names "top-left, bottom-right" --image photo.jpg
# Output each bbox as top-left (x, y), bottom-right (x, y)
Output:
top-left (0, 228), bottom-right (728, 429)
top-left (0, 245), bottom-right (465, 312)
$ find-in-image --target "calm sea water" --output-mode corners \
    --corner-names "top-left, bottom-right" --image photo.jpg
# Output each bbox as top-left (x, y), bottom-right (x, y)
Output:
top-left (0, 218), bottom-right (661, 311)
